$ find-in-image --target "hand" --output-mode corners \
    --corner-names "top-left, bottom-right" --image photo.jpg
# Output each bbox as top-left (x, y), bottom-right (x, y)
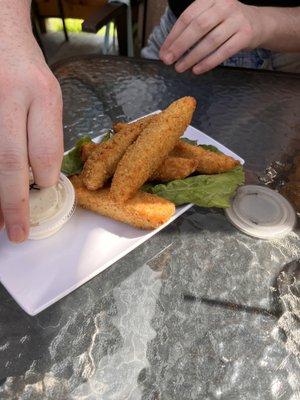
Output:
top-left (0, 34), bottom-right (63, 243)
top-left (160, 0), bottom-right (263, 74)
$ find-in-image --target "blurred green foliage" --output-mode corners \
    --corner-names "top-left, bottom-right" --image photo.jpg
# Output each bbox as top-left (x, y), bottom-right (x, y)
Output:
top-left (46, 18), bottom-right (115, 37)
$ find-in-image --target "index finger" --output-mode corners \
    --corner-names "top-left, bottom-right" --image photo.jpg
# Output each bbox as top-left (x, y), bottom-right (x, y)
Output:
top-left (27, 74), bottom-right (64, 188)
top-left (160, 0), bottom-right (214, 60)
top-left (0, 102), bottom-right (29, 243)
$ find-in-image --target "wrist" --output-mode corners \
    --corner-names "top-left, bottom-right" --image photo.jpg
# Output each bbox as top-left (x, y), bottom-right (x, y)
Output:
top-left (0, 0), bottom-right (32, 36)
top-left (245, 6), bottom-right (268, 49)
top-left (253, 7), bottom-right (277, 50)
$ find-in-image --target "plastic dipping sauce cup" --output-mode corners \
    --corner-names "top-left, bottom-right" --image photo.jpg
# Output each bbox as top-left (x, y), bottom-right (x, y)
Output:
top-left (29, 174), bottom-right (76, 240)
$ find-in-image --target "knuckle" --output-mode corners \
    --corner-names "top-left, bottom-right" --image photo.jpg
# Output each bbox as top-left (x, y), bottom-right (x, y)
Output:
top-left (51, 77), bottom-right (63, 100)
top-left (0, 149), bottom-right (24, 174)
top-left (193, 14), bottom-right (212, 33)
top-left (35, 70), bottom-right (62, 99)
top-left (194, 15), bottom-right (205, 30)
top-left (242, 22), bottom-right (253, 37)
top-left (170, 40), bottom-right (184, 58)
top-left (192, 16), bottom-right (205, 31)
top-left (207, 32), bottom-right (221, 47)
top-left (180, 10), bottom-right (192, 26)
top-left (1, 200), bottom-right (25, 216)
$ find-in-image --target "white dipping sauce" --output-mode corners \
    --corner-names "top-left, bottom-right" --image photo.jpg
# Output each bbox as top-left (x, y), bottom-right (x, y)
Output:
top-left (29, 174), bottom-right (76, 240)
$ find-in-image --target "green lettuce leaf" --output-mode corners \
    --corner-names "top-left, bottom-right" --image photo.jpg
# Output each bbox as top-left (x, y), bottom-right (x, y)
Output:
top-left (100, 130), bottom-right (114, 142)
top-left (61, 130), bottom-right (114, 176)
top-left (143, 166), bottom-right (244, 208)
top-left (181, 137), bottom-right (198, 146)
top-left (200, 144), bottom-right (221, 153)
top-left (61, 136), bottom-right (92, 176)
top-left (181, 137), bottom-right (221, 154)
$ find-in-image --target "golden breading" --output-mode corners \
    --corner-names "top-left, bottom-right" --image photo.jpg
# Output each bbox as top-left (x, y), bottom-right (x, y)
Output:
top-left (82, 115), bottom-right (156, 190)
top-left (113, 115), bottom-right (156, 133)
top-left (81, 116), bottom-right (156, 163)
top-left (111, 96), bottom-right (196, 202)
top-left (151, 157), bottom-right (198, 182)
top-left (81, 143), bottom-right (198, 183)
top-left (70, 175), bottom-right (175, 230)
top-left (113, 122), bottom-right (127, 133)
top-left (81, 142), bottom-right (98, 162)
top-left (171, 140), bottom-right (240, 174)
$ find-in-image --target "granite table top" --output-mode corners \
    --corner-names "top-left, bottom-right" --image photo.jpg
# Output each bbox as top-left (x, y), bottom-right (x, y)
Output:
top-left (0, 56), bottom-right (299, 400)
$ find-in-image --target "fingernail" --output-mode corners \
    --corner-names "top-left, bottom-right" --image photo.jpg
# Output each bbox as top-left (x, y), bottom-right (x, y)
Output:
top-left (164, 52), bottom-right (174, 64)
top-left (193, 66), bottom-right (202, 75)
top-left (175, 63), bottom-right (185, 73)
top-left (8, 224), bottom-right (26, 243)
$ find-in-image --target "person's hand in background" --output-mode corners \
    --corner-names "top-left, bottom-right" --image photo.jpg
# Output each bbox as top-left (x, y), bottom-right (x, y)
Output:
top-left (160, 0), bottom-right (300, 74)
top-left (0, 0), bottom-right (64, 243)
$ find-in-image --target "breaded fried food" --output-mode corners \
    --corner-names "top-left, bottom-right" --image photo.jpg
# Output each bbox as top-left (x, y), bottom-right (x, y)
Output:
top-left (111, 96), bottom-right (196, 202)
top-left (82, 115), bottom-right (156, 190)
top-left (113, 122), bottom-right (127, 133)
top-left (71, 175), bottom-right (175, 230)
top-left (151, 157), bottom-right (198, 182)
top-left (113, 115), bottom-right (156, 133)
top-left (81, 142), bottom-right (98, 162)
top-left (81, 116), bottom-right (156, 164)
top-left (172, 140), bottom-right (240, 174)
top-left (83, 147), bottom-right (198, 183)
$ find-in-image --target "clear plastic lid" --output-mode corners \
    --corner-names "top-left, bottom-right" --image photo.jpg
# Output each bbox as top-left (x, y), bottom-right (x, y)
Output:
top-left (225, 185), bottom-right (296, 239)
top-left (29, 174), bottom-right (76, 240)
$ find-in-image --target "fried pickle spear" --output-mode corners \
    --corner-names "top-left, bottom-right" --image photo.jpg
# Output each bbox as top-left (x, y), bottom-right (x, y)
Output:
top-left (111, 96), bottom-right (196, 202)
top-left (71, 175), bottom-right (175, 230)
top-left (171, 140), bottom-right (240, 174)
top-left (81, 142), bottom-right (98, 162)
top-left (81, 116), bottom-right (156, 163)
top-left (113, 122), bottom-right (127, 132)
top-left (151, 157), bottom-right (198, 182)
top-left (82, 142), bottom-right (198, 183)
top-left (112, 116), bottom-right (157, 133)
top-left (82, 114), bottom-right (156, 190)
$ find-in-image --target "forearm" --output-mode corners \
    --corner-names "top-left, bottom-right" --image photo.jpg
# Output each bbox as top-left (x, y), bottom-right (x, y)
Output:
top-left (258, 7), bottom-right (300, 52)
top-left (0, 0), bottom-right (43, 67)
top-left (0, 0), bottom-right (32, 36)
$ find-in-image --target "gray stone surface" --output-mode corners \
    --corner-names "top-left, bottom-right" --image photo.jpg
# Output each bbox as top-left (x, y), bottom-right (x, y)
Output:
top-left (0, 57), bottom-right (299, 399)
